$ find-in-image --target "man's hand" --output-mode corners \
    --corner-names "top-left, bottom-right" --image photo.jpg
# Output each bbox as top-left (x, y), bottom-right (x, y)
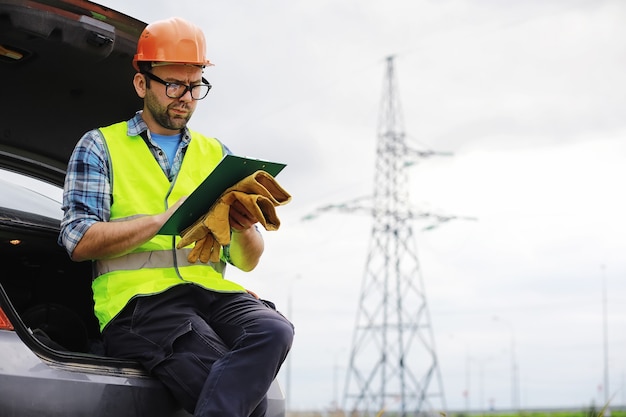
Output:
top-left (229, 199), bottom-right (258, 232)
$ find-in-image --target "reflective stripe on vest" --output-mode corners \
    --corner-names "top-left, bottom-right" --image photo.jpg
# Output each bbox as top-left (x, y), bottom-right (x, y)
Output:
top-left (92, 121), bottom-right (245, 331)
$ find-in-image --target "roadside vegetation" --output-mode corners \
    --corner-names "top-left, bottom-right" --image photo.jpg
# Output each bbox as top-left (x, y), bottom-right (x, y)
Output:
top-left (447, 407), bottom-right (623, 417)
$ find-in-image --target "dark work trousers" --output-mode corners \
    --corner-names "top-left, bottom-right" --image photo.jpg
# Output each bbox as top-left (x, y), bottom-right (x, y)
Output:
top-left (102, 284), bottom-right (294, 417)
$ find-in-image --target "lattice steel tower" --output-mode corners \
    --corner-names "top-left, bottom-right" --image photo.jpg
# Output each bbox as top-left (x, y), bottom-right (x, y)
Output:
top-left (342, 56), bottom-right (446, 417)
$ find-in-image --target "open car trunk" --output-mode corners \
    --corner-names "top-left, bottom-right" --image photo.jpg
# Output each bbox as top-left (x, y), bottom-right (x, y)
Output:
top-left (0, 0), bottom-right (143, 185)
top-left (0, 208), bottom-right (98, 353)
top-left (0, 202), bottom-right (146, 373)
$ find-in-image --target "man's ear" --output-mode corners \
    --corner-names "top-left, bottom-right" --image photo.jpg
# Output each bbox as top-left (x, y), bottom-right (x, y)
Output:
top-left (133, 73), bottom-right (147, 98)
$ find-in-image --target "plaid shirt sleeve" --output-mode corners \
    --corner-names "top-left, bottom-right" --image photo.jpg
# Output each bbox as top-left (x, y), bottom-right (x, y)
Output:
top-left (58, 128), bottom-right (111, 257)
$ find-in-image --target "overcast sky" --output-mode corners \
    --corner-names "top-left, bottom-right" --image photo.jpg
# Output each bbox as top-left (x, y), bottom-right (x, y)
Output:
top-left (96, 0), bottom-right (626, 412)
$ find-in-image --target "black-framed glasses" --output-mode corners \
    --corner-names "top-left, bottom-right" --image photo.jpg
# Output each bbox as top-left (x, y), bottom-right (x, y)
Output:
top-left (142, 71), bottom-right (212, 100)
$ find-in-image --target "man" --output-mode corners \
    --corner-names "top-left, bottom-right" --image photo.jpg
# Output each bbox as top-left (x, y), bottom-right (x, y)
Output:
top-left (59, 17), bottom-right (294, 417)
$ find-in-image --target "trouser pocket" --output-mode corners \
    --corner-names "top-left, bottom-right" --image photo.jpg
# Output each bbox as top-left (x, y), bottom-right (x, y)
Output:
top-left (151, 316), bottom-right (229, 413)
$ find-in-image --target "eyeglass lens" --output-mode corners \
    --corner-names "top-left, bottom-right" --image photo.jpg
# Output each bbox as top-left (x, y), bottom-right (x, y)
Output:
top-left (166, 83), bottom-right (210, 100)
top-left (143, 71), bottom-right (211, 100)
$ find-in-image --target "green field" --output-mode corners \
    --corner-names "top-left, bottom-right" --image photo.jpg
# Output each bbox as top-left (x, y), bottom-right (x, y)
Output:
top-left (448, 409), bottom-right (625, 417)
top-left (289, 407), bottom-right (626, 417)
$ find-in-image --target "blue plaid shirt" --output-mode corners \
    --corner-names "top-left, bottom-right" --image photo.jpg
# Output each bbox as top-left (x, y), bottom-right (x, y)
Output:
top-left (58, 112), bottom-right (196, 256)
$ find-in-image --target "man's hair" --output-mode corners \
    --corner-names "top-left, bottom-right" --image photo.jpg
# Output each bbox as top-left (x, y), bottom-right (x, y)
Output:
top-left (137, 61), bottom-right (152, 73)
top-left (137, 62), bottom-right (152, 88)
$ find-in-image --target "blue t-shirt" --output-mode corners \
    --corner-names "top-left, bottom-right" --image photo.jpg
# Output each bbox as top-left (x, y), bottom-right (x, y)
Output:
top-left (150, 132), bottom-right (182, 169)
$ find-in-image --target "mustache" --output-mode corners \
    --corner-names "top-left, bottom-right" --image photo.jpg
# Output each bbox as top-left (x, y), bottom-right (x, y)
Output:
top-left (169, 103), bottom-right (191, 111)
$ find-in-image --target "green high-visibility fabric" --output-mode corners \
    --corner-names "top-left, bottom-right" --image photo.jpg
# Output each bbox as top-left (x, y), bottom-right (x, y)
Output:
top-left (92, 121), bottom-right (245, 331)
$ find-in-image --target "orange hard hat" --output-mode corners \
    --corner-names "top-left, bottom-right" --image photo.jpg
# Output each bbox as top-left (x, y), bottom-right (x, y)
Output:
top-left (133, 17), bottom-right (213, 70)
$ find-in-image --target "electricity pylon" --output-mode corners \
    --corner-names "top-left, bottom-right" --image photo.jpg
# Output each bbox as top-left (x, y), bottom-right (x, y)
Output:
top-left (341, 55), bottom-right (449, 417)
top-left (342, 55), bottom-right (447, 417)
top-left (305, 55), bottom-right (454, 416)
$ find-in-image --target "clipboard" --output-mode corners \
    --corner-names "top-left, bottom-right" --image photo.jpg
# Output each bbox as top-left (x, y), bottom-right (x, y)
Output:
top-left (158, 154), bottom-right (287, 235)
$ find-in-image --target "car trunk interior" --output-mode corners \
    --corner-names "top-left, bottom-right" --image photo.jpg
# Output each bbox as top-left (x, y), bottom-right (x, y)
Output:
top-left (0, 215), bottom-right (101, 353)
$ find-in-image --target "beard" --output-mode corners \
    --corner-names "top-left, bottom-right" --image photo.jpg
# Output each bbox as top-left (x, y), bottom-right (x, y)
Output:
top-left (144, 91), bottom-right (194, 131)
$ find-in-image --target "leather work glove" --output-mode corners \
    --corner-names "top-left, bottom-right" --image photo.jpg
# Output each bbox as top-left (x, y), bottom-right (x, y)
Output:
top-left (178, 170), bottom-right (291, 263)
top-left (227, 170), bottom-right (291, 206)
top-left (186, 234), bottom-right (221, 264)
top-left (204, 190), bottom-right (283, 245)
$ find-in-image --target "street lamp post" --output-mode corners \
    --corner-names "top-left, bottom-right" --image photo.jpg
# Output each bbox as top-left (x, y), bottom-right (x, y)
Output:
top-left (602, 265), bottom-right (611, 417)
top-left (465, 347), bottom-right (471, 415)
top-left (286, 275), bottom-right (302, 414)
top-left (493, 316), bottom-right (519, 411)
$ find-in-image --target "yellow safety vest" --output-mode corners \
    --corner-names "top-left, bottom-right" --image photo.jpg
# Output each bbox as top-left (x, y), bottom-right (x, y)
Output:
top-left (92, 121), bottom-right (245, 331)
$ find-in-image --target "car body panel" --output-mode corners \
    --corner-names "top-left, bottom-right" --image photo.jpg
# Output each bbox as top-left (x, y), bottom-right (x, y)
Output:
top-left (0, 325), bottom-right (285, 417)
top-left (0, 331), bottom-right (188, 417)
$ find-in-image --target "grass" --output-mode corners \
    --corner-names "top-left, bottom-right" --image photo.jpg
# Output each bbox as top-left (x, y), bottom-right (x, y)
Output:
top-left (292, 404), bottom-right (625, 417)
top-left (447, 409), bottom-right (626, 417)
